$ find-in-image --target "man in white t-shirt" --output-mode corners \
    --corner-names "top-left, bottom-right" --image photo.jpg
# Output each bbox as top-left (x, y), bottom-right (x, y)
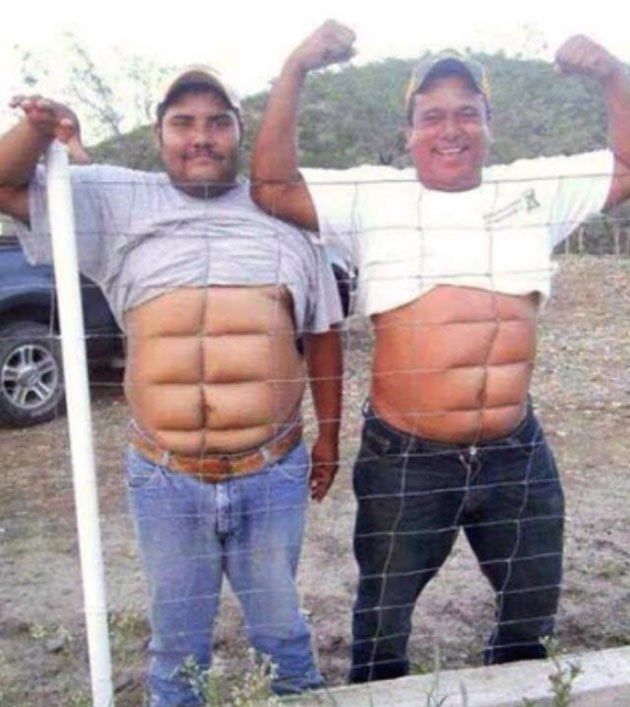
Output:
top-left (250, 22), bottom-right (630, 682)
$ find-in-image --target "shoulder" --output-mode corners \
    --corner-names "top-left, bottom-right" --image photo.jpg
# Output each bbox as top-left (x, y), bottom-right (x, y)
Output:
top-left (301, 164), bottom-right (413, 191)
top-left (485, 150), bottom-right (614, 185)
top-left (67, 164), bottom-right (161, 187)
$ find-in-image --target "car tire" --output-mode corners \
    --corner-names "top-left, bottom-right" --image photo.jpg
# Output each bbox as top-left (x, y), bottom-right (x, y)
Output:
top-left (0, 321), bottom-right (65, 427)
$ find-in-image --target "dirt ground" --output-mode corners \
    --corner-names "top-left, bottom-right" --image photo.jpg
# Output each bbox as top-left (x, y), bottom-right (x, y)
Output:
top-left (1, 255), bottom-right (629, 706)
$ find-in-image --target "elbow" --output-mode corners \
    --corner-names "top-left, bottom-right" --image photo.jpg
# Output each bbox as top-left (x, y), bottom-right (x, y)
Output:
top-left (250, 181), bottom-right (291, 219)
top-left (249, 181), bottom-right (275, 215)
top-left (0, 173), bottom-right (24, 190)
top-left (0, 186), bottom-right (30, 225)
top-left (606, 155), bottom-right (630, 208)
top-left (250, 174), bottom-right (317, 231)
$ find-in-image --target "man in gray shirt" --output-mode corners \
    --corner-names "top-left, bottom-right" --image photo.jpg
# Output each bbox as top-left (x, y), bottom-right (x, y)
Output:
top-left (0, 68), bottom-right (342, 704)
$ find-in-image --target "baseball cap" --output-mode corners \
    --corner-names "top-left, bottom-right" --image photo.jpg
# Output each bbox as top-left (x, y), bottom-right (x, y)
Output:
top-left (157, 65), bottom-right (242, 119)
top-left (405, 51), bottom-right (490, 121)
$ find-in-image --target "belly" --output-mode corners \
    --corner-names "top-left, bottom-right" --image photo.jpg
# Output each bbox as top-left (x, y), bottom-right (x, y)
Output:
top-left (371, 286), bottom-right (538, 442)
top-left (123, 287), bottom-right (305, 454)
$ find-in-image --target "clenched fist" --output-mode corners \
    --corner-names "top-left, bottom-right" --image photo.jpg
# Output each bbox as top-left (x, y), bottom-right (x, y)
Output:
top-left (10, 95), bottom-right (90, 163)
top-left (287, 20), bottom-right (356, 74)
top-left (555, 35), bottom-right (624, 84)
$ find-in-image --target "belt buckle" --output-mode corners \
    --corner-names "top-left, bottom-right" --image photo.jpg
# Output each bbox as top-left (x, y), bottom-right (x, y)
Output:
top-left (217, 455), bottom-right (233, 477)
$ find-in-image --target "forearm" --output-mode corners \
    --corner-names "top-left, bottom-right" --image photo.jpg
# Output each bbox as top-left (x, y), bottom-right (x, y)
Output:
top-left (605, 64), bottom-right (630, 167)
top-left (251, 57), bottom-right (307, 187)
top-left (251, 21), bottom-right (354, 227)
top-left (0, 121), bottom-right (51, 187)
top-left (304, 327), bottom-right (343, 446)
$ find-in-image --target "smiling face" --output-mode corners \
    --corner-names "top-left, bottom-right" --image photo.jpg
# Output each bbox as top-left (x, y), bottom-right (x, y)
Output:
top-left (406, 74), bottom-right (491, 192)
top-left (155, 88), bottom-right (241, 197)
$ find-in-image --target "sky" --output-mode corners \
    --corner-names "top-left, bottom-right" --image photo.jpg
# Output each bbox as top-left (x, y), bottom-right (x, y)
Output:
top-left (1, 0), bottom-right (627, 137)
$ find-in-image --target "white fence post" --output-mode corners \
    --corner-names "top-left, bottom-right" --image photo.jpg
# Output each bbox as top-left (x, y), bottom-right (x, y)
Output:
top-left (45, 141), bottom-right (114, 706)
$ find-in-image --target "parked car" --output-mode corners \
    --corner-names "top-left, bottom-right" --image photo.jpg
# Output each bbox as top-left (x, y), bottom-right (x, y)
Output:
top-left (0, 228), bottom-right (355, 428)
top-left (0, 235), bottom-right (123, 427)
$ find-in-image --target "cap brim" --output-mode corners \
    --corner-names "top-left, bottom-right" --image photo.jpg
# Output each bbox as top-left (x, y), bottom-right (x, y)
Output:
top-left (162, 67), bottom-right (241, 113)
top-left (420, 57), bottom-right (484, 94)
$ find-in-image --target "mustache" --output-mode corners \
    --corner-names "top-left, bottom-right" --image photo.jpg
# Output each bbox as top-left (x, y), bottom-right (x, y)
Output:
top-left (185, 147), bottom-right (225, 160)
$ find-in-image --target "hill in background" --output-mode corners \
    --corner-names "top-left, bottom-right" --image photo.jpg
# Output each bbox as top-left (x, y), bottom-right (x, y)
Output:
top-left (90, 51), bottom-right (609, 172)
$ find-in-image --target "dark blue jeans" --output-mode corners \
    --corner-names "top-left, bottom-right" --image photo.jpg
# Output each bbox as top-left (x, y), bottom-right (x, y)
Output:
top-left (350, 402), bottom-right (565, 683)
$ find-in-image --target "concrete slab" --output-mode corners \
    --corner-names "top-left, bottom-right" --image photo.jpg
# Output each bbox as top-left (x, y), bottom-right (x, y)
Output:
top-left (292, 646), bottom-right (630, 706)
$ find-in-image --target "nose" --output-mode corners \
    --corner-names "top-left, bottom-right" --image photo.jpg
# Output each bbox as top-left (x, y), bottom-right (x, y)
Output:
top-left (441, 115), bottom-right (461, 141)
top-left (191, 123), bottom-right (215, 147)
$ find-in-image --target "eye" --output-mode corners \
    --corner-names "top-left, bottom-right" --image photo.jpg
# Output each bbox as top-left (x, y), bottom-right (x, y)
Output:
top-left (210, 114), bottom-right (235, 131)
top-left (169, 117), bottom-right (192, 129)
top-left (460, 108), bottom-right (482, 121)
top-left (418, 112), bottom-right (442, 126)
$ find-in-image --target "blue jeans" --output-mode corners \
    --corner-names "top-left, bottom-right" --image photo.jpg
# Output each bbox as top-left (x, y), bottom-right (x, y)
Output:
top-left (350, 403), bottom-right (565, 682)
top-left (125, 441), bottom-right (323, 705)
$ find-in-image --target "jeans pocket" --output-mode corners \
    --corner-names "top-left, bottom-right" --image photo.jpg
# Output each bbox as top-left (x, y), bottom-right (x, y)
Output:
top-left (125, 448), bottom-right (166, 490)
top-left (361, 427), bottom-right (393, 457)
top-left (275, 443), bottom-right (309, 483)
top-left (498, 438), bottom-right (535, 464)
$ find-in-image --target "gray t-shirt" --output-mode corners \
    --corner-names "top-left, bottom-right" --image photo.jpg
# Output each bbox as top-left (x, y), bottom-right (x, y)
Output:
top-left (17, 164), bottom-right (342, 333)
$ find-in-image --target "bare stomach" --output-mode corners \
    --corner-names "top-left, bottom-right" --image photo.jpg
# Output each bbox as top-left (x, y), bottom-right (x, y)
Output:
top-left (123, 287), bottom-right (305, 455)
top-left (371, 286), bottom-right (539, 443)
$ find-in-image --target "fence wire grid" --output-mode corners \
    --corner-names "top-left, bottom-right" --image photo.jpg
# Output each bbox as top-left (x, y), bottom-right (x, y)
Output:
top-left (0, 156), bottom-right (629, 706)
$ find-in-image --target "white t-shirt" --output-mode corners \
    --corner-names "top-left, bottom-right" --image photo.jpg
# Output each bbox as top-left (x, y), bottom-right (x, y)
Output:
top-left (304, 150), bottom-right (614, 317)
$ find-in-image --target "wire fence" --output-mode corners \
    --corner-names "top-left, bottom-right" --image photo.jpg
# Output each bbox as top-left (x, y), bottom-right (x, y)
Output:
top-left (0, 152), bottom-right (629, 705)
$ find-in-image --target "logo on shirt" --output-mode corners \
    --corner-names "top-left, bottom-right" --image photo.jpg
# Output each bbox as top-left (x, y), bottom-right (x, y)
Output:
top-left (483, 188), bottom-right (541, 225)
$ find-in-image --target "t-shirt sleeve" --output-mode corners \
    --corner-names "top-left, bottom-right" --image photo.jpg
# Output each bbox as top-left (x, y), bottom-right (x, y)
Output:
top-left (521, 150), bottom-right (614, 248)
top-left (303, 243), bottom-right (344, 334)
top-left (302, 167), bottom-right (362, 267)
top-left (549, 150), bottom-right (614, 247)
top-left (13, 163), bottom-right (140, 285)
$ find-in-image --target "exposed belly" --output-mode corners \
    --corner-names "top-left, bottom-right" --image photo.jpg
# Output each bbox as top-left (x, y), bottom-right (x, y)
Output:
top-left (123, 287), bottom-right (305, 454)
top-left (371, 286), bottom-right (538, 442)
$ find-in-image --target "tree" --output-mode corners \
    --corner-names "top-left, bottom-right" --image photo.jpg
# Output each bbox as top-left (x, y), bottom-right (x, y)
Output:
top-left (14, 34), bottom-right (173, 143)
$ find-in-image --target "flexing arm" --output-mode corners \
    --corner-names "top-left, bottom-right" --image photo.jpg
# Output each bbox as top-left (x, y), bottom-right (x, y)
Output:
top-left (304, 326), bottom-right (343, 501)
top-left (556, 36), bottom-right (630, 207)
top-left (0, 96), bottom-right (88, 224)
top-left (250, 20), bottom-right (356, 231)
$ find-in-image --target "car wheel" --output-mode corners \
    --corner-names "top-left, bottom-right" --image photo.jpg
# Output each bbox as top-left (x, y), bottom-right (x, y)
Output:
top-left (0, 321), bottom-right (65, 427)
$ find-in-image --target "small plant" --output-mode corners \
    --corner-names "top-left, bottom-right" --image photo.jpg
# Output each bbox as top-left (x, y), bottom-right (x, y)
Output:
top-left (522, 637), bottom-right (582, 707)
top-left (28, 621), bottom-right (73, 650)
top-left (544, 638), bottom-right (582, 707)
top-left (424, 645), bottom-right (448, 707)
top-left (230, 651), bottom-right (280, 706)
top-left (179, 656), bottom-right (225, 706)
top-left (594, 559), bottom-right (625, 580)
top-left (179, 648), bottom-right (280, 706)
top-left (66, 689), bottom-right (93, 707)
top-left (109, 610), bottom-right (147, 660)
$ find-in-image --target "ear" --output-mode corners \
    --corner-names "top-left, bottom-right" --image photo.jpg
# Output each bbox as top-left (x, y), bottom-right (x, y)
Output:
top-left (404, 124), bottom-right (416, 151)
top-left (231, 112), bottom-right (243, 145)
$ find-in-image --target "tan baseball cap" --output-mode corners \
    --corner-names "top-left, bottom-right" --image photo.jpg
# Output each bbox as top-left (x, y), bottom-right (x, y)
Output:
top-left (405, 51), bottom-right (490, 121)
top-left (158, 65), bottom-right (242, 117)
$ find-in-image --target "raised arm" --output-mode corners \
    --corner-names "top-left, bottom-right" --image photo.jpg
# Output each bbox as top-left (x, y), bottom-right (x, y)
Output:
top-left (0, 96), bottom-right (88, 224)
top-left (555, 36), bottom-right (630, 208)
top-left (250, 20), bottom-right (356, 231)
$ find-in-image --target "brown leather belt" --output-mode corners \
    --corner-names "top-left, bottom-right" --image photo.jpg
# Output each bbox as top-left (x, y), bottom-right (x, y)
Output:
top-left (130, 422), bottom-right (303, 483)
